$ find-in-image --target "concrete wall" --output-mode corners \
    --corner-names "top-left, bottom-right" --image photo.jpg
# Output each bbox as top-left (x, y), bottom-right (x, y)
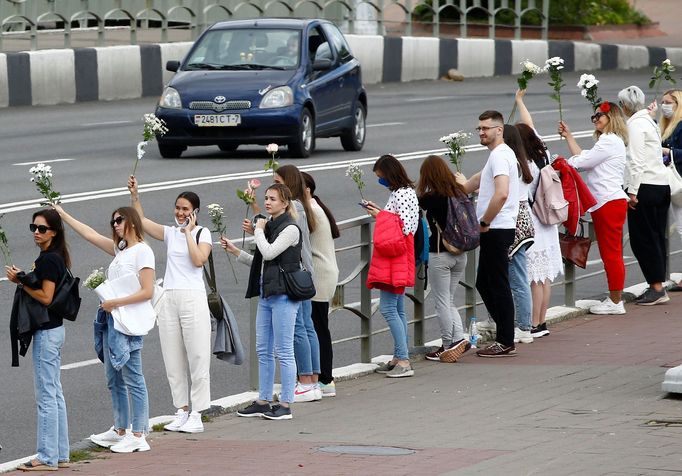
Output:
top-left (0, 36), bottom-right (680, 108)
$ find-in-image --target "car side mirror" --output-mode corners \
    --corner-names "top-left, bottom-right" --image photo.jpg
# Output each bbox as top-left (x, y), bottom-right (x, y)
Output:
top-left (312, 59), bottom-right (332, 71)
top-left (166, 60), bottom-right (180, 72)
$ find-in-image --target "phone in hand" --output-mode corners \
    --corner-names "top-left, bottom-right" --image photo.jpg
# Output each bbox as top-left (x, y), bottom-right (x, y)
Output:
top-left (358, 201), bottom-right (370, 209)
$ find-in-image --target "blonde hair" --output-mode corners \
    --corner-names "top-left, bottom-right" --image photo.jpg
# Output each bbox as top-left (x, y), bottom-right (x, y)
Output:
top-left (266, 183), bottom-right (298, 220)
top-left (595, 102), bottom-right (629, 146)
top-left (660, 89), bottom-right (682, 141)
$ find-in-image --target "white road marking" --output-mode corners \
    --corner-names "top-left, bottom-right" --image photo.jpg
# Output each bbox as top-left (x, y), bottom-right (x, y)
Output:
top-left (405, 96), bottom-right (452, 102)
top-left (82, 120), bottom-right (135, 127)
top-left (61, 358), bottom-right (101, 370)
top-left (532, 109), bottom-right (571, 114)
top-left (366, 122), bottom-right (405, 128)
top-left (0, 129), bottom-right (594, 215)
top-left (12, 158), bottom-right (77, 166)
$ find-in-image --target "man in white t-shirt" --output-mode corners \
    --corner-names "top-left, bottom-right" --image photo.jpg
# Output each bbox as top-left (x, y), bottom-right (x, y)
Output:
top-left (461, 110), bottom-right (519, 357)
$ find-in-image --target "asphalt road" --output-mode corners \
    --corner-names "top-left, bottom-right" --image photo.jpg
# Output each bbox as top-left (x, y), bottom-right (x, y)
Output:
top-left (1, 68), bottom-right (679, 463)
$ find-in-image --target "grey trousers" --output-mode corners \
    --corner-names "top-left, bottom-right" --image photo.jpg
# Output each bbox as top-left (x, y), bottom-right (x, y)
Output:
top-left (429, 252), bottom-right (467, 347)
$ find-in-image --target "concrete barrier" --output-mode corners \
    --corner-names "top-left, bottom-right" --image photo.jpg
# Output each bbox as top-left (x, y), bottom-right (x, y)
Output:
top-left (2, 37), bottom-right (682, 108)
top-left (96, 45), bottom-right (142, 101)
top-left (29, 49), bottom-right (76, 106)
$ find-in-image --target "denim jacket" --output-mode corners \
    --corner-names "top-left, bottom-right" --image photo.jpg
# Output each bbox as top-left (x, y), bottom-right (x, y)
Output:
top-left (93, 308), bottom-right (143, 371)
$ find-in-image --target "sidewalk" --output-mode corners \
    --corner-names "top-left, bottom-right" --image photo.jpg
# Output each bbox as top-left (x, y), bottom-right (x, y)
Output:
top-left (28, 295), bottom-right (682, 475)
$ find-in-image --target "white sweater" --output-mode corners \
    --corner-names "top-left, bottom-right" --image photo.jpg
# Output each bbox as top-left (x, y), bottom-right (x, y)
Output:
top-left (624, 109), bottom-right (668, 195)
top-left (309, 201), bottom-right (339, 302)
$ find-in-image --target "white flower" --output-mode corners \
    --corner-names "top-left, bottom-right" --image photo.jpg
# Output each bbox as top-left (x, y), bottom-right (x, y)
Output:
top-left (545, 56), bottom-right (564, 67)
top-left (581, 89), bottom-right (588, 97)
top-left (136, 141), bottom-right (147, 161)
top-left (663, 59), bottom-right (671, 66)
top-left (521, 60), bottom-right (545, 75)
top-left (266, 143), bottom-right (279, 154)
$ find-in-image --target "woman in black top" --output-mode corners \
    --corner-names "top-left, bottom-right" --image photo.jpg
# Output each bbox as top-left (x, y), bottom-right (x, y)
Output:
top-left (6, 209), bottom-right (71, 471)
top-left (416, 155), bottom-right (471, 363)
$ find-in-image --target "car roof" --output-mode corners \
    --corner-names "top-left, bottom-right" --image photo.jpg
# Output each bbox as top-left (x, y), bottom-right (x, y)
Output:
top-left (209, 18), bottom-right (328, 31)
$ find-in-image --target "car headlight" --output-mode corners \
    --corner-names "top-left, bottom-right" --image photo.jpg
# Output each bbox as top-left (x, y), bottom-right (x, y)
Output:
top-left (259, 86), bottom-right (293, 109)
top-left (159, 87), bottom-right (182, 109)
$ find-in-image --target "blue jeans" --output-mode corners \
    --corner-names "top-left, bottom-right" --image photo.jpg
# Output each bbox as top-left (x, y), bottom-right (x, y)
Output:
top-left (103, 328), bottom-right (149, 433)
top-left (32, 326), bottom-right (69, 466)
top-left (509, 247), bottom-right (532, 331)
top-left (256, 294), bottom-right (298, 404)
top-left (293, 299), bottom-right (320, 376)
top-left (379, 290), bottom-right (409, 360)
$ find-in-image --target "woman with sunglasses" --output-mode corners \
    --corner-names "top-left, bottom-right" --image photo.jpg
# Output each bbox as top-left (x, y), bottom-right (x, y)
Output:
top-left (54, 205), bottom-right (154, 453)
top-left (127, 177), bottom-right (212, 433)
top-left (6, 209), bottom-right (71, 471)
top-left (558, 102), bottom-right (629, 315)
top-left (618, 85), bottom-right (670, 305)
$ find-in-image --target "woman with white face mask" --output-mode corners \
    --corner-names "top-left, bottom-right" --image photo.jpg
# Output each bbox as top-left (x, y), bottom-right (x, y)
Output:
top-left (659, 90), bottom-right (682, 290)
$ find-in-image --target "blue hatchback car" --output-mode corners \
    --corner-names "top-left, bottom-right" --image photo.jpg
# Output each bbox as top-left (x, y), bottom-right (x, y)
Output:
top-left (155, 18), bottom-right (367, 158)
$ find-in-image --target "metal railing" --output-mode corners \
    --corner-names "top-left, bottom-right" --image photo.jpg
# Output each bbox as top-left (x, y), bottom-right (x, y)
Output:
top-left (245, 215), bottom-right (681, 389)
top-left (1, 0), bottom-right (550, 52)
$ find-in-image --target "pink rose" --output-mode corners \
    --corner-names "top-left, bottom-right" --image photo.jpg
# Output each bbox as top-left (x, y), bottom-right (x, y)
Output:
top-left (249, 178), bottom-right (261, 189)
top-left (266, 143), bottom-right (278, 154)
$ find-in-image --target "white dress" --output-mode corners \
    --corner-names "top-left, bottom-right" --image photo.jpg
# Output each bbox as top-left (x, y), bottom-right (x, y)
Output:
top-left (527, 161), bottom-right (564, 283)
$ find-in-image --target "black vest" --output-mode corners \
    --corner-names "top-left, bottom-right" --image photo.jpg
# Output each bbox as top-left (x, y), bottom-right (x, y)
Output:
top-left (245, 213), bottom-right (302, 299)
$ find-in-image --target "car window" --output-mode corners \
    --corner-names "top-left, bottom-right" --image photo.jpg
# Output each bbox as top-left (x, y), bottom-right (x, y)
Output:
top-left (308, 27), bottom-right (334, 63)
top-left (322, 24), bottom-right (353, 63)
top-left (184, 28), bottom-right (300, 70)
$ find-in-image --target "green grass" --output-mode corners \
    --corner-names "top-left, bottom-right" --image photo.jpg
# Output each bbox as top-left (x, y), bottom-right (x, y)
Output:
top-left (152, 423), bottom-right (166, 432)
top-left (69, 450), bottom-right (91, 462)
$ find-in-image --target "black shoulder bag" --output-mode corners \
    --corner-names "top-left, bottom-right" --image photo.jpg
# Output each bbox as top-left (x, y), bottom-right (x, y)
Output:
top-left (48, 268), bottom-right (81, 322)
top-left (278, 228), bottom-right (316, 301)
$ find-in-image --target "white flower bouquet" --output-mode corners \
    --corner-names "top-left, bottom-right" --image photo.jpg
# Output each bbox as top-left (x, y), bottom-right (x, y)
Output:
top-left (649, 59), bottom-right (677, 104)
top-left (132, 113), bottom-right (169, 177)
top-left (83, 268), bottom-right (105, 290)
top-left (345, 162), bottom-right (365, 200)
top-left (29, 163), bottom-right (61, 206)
top-left (207, 203), bottom-right (238, 283)
top-left (439, 131), bottom-right (472, 172)
top-left (577, 74), bottom-right (602, 111)
top-left (545, 57), bottom-right (566, 123)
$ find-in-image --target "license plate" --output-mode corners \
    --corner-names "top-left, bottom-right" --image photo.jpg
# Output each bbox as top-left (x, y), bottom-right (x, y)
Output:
top-left (194, 114), bottom-right (241, 127)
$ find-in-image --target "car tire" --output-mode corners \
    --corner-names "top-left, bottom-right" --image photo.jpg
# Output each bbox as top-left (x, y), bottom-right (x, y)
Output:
top-left (158, 143), bottom-right (185, 159)
top-left (288, 108), bottom-right (315, 158)
top-left (340, 102), bottom-right (366, 152)
top-left (218, 144), bottom-right (239, 152)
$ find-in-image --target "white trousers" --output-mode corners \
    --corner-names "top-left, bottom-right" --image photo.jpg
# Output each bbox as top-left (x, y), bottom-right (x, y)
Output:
top-left (158, 289), bottom-right (212, 412)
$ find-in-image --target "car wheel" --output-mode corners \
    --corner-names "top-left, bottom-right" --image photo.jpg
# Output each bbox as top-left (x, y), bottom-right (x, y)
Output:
top-left (340, 103), bottom-right (366, 151)
top-left (158, 143), bottom-right (185, 159)
top-left (218, 144), bottom-right (239, 152)
top-left (288, 108), bottom-right (315, 158)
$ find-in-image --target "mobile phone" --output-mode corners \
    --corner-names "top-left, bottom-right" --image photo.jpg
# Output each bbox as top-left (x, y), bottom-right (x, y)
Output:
top-left (358, 202), bottom-right (369, 209)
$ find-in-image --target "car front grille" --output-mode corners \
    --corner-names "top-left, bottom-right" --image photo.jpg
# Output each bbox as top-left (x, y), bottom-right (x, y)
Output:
top-left (189, 100), bottom-right (251, 111)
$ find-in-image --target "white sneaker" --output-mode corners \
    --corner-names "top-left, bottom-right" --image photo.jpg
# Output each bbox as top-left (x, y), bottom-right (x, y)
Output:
top-left (514, 328), bottom-right (533, 344)
top-left (110, 433), bottom-right (150, 453)
top-left (164, 409), bottom-right (189, 432)
top-left (312, 384), bottom-right (322, 401)
top-left (293, 383), bottom-right (316, 403)
top-left (589, 297), bottom-right (626, 315)
top-left (89, 426), bottom-right (125, 448)
top-left (476, 318), bottom-right (496, 332)
top-left (178, 411), bottom-right (204, 433)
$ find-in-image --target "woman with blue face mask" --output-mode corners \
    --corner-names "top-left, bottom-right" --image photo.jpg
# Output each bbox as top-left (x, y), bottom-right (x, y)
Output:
top-left (363, 154), bottom-right (420, 378)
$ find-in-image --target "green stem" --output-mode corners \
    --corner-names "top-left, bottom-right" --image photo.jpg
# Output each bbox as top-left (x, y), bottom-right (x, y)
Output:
top-left (508, 101), bottom-right (518, 124)
top-left (224, 250), bottom-right (239, 284)
top-left (132, 158), bottom-right (140, 177)
top-left (241, 203), bottom-right (250, 250)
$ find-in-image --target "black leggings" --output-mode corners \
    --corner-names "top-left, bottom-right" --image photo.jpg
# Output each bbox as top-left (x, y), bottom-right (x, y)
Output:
top-left (311, 301), bottom-right (334, 384)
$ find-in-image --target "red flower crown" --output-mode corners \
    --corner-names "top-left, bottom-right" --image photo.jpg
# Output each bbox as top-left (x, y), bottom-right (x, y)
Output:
top-left (598, 102), bottom-right (611, 113)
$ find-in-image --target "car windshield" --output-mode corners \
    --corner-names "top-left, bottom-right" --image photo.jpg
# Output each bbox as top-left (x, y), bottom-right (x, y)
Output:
top-left (184, 28), bottom-right (301, 71)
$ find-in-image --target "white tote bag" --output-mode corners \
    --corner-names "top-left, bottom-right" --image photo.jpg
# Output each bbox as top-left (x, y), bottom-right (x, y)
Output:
top-left (94, 274), bottom-right (156, 336)
top-left (668, 163), bottom-right (682, 207)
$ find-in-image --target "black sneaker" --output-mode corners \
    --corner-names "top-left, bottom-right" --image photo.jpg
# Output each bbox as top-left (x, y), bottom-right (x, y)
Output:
top-left (237, 401), bottom-right (271, 418)
top-left (636, 288), bottom-right (670, 306)
top-left (530, 323), bottom-right (549, 338)
top-left (262, 404), bottom-right (292, 420)
top-left (476, 342), bottom-right (517, 358)
top-left (425, 346), bottom-right (445, 361)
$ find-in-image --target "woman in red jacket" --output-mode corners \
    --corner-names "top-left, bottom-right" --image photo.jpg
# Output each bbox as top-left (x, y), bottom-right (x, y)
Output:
top-left (363, 155), bottom-right (419, 378)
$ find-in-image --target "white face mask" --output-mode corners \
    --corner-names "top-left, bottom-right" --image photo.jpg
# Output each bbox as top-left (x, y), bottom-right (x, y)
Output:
top-left (662, 103), bottom-right (675, 118)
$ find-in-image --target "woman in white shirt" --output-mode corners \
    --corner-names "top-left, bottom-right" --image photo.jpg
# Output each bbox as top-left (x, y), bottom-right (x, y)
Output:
top-left (559, 102), bottom-right (629, 315)
top-left (618, 85), bottom-right (671, 306)
top-left (55, 205), bottom-right (154, 453)
top-left (128, 177), bottom-right (213, 434)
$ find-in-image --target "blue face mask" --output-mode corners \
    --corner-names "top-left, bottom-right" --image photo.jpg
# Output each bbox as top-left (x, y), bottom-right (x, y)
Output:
top-left (377, 177), bottom-right (390, 188)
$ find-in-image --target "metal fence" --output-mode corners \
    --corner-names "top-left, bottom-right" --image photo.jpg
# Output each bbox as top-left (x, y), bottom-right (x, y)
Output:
top-left (245, 215), bottom-right (680, 389)
top-left (1, 0), bottom-right (549, 51)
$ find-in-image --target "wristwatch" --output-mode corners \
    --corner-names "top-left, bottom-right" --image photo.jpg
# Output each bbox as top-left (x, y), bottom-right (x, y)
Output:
top-left (479, 220), bottom-right (489, 227)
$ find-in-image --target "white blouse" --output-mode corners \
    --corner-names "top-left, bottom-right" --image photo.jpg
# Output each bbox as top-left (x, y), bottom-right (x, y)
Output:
top-left (624, 109), bottom-right (668, 195)
top-left (384, 187), bottom-right (419, 236)
top-left (567, 133), bottom-right (628, 213)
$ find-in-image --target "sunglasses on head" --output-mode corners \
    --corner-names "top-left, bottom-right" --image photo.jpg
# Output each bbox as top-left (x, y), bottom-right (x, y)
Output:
top-left (29, 224), bottom-right (53, 234)
top-left (110, 216), bottom-right (125, 227)
top-left (590, 112), bottom-right (606, 123)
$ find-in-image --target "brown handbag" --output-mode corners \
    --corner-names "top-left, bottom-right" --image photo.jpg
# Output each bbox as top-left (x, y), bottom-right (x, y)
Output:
top-left (558, 221), bottom-right (591, 269)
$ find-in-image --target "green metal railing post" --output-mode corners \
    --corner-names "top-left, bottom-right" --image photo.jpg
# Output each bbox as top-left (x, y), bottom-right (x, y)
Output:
top-left (360, 221), bottom-right (372, 362)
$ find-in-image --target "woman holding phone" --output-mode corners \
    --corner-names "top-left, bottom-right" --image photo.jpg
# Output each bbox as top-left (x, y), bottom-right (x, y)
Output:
top-left (128, 177), bottom-right (213, 433)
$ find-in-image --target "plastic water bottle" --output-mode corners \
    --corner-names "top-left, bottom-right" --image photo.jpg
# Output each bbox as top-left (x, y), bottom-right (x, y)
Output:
top-left (468, 317), bottom-right (479, 349)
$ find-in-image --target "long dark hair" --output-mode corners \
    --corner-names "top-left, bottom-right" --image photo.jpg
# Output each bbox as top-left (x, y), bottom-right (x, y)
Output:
top-left (503, 124), bottom-right (533, 185)
top-left (372, 154), bottom-right (414, 191)
top-left (32, 209), bottom-right (71, 269)
top-left (416, 155), bottom-right (465, 198)
top-left (176, 191), bottom-right (200, 224)
top-left (111, 207), bottom-right (144, 249)
top-left (301, 172), bottom-right (340, 239)
top-left (275, 165), bottom-right (316, 233)
top-left (515, 123), bottom-right (549, 171)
